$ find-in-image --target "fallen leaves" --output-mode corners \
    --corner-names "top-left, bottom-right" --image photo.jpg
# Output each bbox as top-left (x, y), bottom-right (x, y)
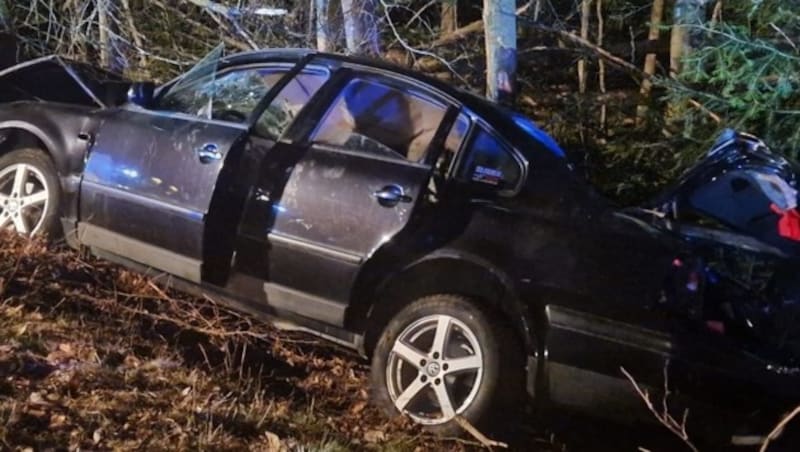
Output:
top-left (0, 232), bottom-right (466, 451)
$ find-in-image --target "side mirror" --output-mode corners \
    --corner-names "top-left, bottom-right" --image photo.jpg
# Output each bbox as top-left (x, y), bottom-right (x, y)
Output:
top-left (127, 82), bottom-right (155, 108)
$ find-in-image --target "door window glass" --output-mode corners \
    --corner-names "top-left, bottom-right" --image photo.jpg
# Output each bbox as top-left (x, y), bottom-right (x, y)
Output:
top-left (158, 66), bottom-right (290, 122)
top-left (460, 125), bottom-right (523, 191)
top-left (310, 78), bottom-right (447, 162)
top-left (254, 68), bottom-right (330, 139)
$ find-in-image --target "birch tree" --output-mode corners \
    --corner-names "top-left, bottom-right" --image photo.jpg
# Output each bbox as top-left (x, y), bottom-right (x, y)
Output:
top-left (98, 0), bottom-right (125, 72)
top-left (341, 0), bottom-right (380, 55)
top-left (637, 0), bottom-right (665, 122)
top-left (0, 0), bottom-right (9, 32)
top-left (483, 0), bottom-right (516, 103)
top-left (315, 0), bottom-right (340, 52)
top-left (578, 0), bottom-right (592, 94)
top-left (0, 0), bottom-right (13, 68)
top-left (669, 0), bottom-right (707, 77)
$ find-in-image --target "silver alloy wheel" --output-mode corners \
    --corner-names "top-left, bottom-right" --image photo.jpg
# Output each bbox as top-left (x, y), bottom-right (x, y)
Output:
top-left (0, 163), bottom-right (50, 235)
top-left (386, 314), bottom-right (484, 425)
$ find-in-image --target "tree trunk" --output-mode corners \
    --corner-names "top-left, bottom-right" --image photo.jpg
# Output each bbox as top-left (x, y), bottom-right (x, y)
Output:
top-left (597, 0), bottom-right (607, 131)
top-left (98, 0), bottom-right (125, 72)
top-left (441, 1), bottom-right (457, 35)
top-left (0, 0), bottom-right (10, 32)
top-left (341, 0), bottom-right (380, 56)
top-left (578, 0), bottom-right (592, 94)
top-left (670, 0), bottom-right (707, 77)
top-left (483, 0), bottom-right (517, 103)
top-left (637, 0), bottom-right (665, 122)
top-left (0, 0), bottom-right (14, 69)
top-left (315, 0), bottom-right (340, 52)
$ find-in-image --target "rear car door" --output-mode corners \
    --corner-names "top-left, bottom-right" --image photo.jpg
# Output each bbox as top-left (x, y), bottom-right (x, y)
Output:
top-left (79, 62), bottom-right (297, 282)
top-left (238, 71), bottom-right (454, 325)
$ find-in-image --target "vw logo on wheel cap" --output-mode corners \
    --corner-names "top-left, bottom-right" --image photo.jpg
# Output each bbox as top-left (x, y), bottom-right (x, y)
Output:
top-left (425, 361), bottom-right (441, 377)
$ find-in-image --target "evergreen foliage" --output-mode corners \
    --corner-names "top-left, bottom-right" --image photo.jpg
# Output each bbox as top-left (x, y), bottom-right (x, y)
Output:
top-left (664, 0), bottom-right (800, 160)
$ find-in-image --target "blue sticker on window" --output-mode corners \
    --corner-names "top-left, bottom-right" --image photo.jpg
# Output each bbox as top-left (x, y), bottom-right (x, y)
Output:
top-left (473, 165), bottom-right (503, 185)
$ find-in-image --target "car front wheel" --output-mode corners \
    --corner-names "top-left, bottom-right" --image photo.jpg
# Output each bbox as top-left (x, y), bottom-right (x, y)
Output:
top-left (370, 294), bottom-right (523, 436)
top-left (0, 148), bottom-right (60, 237)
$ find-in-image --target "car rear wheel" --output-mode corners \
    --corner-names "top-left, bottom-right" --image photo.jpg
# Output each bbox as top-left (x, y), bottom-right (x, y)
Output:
top-left (0, 148), bottom-right (60, 237)
top-left (370, 294), bottom-right (523, 436)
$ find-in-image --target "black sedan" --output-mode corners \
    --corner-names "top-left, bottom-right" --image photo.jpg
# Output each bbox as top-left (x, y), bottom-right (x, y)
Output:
top-left (1, 47), bottom-right (799, 443)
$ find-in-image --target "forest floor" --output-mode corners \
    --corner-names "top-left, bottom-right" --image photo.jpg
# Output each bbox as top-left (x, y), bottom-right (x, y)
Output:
top-left (0, 233), bottom-right (564, 451)
top-left (0, 232), bottom-right (697, 451)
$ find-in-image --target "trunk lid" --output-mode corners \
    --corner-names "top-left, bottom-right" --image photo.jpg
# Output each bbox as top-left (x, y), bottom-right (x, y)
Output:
top-left (650, 129), bottom-right (800, 256)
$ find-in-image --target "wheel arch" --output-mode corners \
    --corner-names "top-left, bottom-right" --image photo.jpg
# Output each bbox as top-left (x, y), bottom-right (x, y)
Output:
top-left (0, 122), bottom-right (64, 171)
top-left (353, 249), bottom-right (538, 357)
top-left (0, 114), bottom-right (90, 241)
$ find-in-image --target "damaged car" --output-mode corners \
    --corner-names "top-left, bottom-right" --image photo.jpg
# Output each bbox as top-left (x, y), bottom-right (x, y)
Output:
top-left (1, 47), bottom-right (799, 444)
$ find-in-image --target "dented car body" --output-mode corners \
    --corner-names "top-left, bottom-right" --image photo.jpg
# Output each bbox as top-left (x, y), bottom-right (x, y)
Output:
top-left (1, 49), bottom-right (800, 440)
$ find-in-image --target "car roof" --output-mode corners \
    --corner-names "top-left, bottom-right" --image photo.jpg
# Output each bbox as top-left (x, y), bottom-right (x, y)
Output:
top-left (216, 48), bottom-right (568, 163)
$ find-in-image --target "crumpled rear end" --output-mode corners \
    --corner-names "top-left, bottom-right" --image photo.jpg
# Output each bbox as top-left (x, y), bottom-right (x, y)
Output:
top-left (0, 55), bottom-right (129, 107)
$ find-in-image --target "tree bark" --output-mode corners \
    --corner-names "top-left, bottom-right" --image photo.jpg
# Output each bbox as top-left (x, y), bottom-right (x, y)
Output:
top-left (441, 1), bottom-right (457, 35)
top-left (0, 0), bottom-right (15, 69)
top-left (578, 0), bottom-right (592, 94)
top-left (597, 0), bottom-right (607, 131)
top-left (316, 0), bottom-right (332, 51)
top-left (670, 0), bottom-right (707, 77)
top-left (483, 0), bottom-right (517, 103)
top-left (637, 0), bottom-right (665, 122)
top-left (0, 0), bottom-right (10, 32)
top-left (341, 0), bottom-right (380, 56)
top-left (98, 0), bottom-right (125, 72)
top-left (315, 0), bottom-right (340, 52)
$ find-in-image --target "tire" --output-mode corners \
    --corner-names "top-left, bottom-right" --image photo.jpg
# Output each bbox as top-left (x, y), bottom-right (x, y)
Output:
top-left (0, 148), bottom-right (61, 238)
top-left (370, 294), bottom-right (524, 436)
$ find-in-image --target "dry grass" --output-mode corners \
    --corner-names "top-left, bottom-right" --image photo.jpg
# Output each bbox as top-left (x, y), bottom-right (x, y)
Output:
top-left (0, 233), bottom-right (492, 451)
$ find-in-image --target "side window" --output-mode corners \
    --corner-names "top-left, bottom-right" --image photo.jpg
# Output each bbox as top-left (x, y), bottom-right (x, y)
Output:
top-left (310, 77), bottom-right (447, 162)
top-left (157, 66), bottom-right (289, 122)
top-left (459, 125), bottom-right (523, 192)
top-left (255, 68), bottom-right (329, 139)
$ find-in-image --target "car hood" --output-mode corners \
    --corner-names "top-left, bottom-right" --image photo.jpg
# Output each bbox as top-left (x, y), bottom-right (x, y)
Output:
top-left (0, 55), bottom-right (131, 108)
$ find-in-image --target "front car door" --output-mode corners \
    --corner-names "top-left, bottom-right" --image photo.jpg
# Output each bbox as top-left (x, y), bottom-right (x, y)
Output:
top-left (79, 58), bottom-right (302, 282)
top-left (236, 67), bottom-right (457, 325)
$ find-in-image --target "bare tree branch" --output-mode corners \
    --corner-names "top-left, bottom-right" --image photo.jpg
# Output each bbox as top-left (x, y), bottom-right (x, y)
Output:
top-left (621, 366), bottom-right (699, 452)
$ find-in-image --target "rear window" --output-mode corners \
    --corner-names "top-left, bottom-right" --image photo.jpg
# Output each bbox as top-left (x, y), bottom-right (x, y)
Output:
top-left (459, 125), bottom-right (523, 192)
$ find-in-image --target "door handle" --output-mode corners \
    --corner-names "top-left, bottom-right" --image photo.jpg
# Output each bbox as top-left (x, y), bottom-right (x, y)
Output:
top-left (196, 143), bottom-right (222, 164)
top-left (373, 184), bottom-right (412, 207)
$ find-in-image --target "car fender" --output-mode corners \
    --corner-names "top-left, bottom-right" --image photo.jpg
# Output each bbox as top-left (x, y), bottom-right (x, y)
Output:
top-left (0, 102), bottom-right (98, 234)
top-left (0, 103), bottom-right (94, 176)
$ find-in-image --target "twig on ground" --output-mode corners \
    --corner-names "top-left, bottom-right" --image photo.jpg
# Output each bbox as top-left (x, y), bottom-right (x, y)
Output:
top-left (621, 366), bottom-right (699, 452)
top-left (454, 415), bottom-right (508, 449)
top-left (760, 404), bottom-right (800, 452)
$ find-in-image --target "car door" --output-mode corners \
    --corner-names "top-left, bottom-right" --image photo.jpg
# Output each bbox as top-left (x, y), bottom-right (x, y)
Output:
top-left (79, 62), bottom-right (298, 282)
top-left (237, 71), bottom-right (454, 325)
